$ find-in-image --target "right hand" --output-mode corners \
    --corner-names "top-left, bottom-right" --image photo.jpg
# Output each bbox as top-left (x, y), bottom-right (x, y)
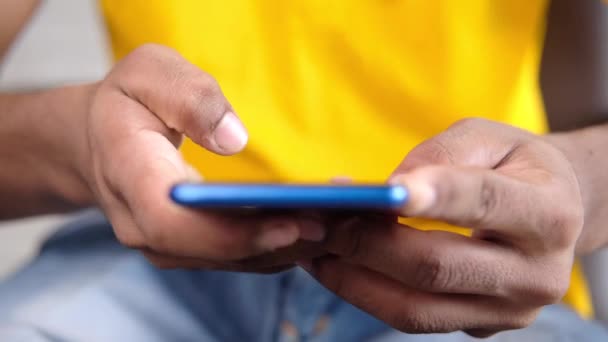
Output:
top-left (79, 44), bottom-right (325, 272)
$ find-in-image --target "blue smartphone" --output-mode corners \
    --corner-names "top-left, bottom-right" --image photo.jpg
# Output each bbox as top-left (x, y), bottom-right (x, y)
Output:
top-left (170, 183), bottom-right (408, 212)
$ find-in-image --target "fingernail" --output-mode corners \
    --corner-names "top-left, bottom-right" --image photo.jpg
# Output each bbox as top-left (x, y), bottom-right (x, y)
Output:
top-left (390, 174), bottom-right (435, 215)
top-left (213, 112), bottom-right (248, 154)
top-left (298, 219), bottom-right (326, 242)
top-left (257, 221), bottom-right (299, 250)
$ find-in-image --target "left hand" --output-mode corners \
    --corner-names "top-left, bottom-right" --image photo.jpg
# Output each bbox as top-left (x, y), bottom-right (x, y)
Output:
top-left (82, 44), bottom-right (325, 273)
top-left (304, 118), bottom-right (584, 337)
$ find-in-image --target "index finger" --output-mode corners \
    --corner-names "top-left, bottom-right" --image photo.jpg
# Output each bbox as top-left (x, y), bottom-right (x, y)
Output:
top-left (107, 43), bottom-right (248, 155)
top-left (100, 94), bottom-right (315, 261)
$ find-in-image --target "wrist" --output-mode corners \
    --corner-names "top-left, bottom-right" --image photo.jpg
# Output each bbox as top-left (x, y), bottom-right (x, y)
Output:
top-left (52, 83), bottom-right (99, 208)
top-left (545, 130), bottom-right (589, 211)
top-left (1, 83), bottom-right (98, 214)
top-left (546, 126), bottom-right (608, 254)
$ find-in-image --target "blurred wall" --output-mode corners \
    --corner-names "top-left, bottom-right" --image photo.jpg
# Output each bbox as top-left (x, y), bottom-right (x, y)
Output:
top-left (0, 0), bottom-right (110, 90)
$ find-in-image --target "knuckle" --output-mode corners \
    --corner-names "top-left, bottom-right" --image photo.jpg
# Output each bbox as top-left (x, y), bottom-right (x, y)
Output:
top-left (413, 248), bottom-right (452, 291)
top-left (129, 43), bottom-right (161, 59)
top-left (178, 88), bottom-right (208, 125)
top-left (131, 43), bottom-right (181, 66)
top-left (431, 168), bottom-right (457, 207)
top-left (513, 258), bottom-right (571, 306)
top-left (537, 273), bottom-right (570, 304)
top-left (410, 118), bottom-right (487, 166)
top-left (108, 217), bottom-right (146, 250)
top-left (141, 215), bottom-right (174, 255)
top-left (390, 311), bottom-right (442, 334)
top-left (133, 43), bottom-right (166, 55)
top-left (546, 203), bottom-right (583, 250)
top-left (470, 176), bottom-right (497, 226)
top-left (189, 73), bottom-right (218, 97)
top-left (114, 228), bottom-right (146, 250)
top-left (316, 260), bottom-right (349, 296)
top-left (178, 75), bottom-right (226, 133)
top-left (202, 224), bottom-right (261, 261)
top-left (404, 135), bottom-right (461, 167)
top-left (466, 308), bottom-right (538, 336)
top-left (145, 227), bottom-right (171, 255)
top-left (186, 83), bottom-right (222, 115)
top-left (392, 315), bottom-right (424, 334)
top-left (416, 139), bottom-right (457, 165)
top-left (327, 272), bottom-right (349, 298)
top-left (505, 310), bottom-right (538, 330)
top-left (197, 73), bottom-right (221, 95)
top-left (108, 43), bottom-right (181, 93)
top-left (120, 43), bottom-right (169, 73)
top-left (449, 117), bottom-right (483, 129)
top-left (342, 226), bottom-right (366, 259)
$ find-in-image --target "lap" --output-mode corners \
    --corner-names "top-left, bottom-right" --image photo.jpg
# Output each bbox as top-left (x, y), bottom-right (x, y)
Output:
top-left (0, 211), bottom-right (386, 341)
top-left (0, 211), bottom-right (224, 341)
top-left (0, 210), bottom-right (605, 341)
top-left (372, 305), bottom-right (608, 342)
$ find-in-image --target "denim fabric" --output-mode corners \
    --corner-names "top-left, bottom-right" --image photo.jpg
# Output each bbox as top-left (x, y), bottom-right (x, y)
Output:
top-left (0, 211), bottom-right (605, 341)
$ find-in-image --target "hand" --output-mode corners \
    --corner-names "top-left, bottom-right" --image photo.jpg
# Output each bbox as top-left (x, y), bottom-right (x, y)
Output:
top-left (80, 44), bottom-right (325, 272)
top-left (306, 118), bottom-right (583, 336)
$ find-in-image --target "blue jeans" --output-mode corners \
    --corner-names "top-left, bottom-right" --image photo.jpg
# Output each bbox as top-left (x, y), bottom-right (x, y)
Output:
top-left (0, 211), bottom-right (606, 341)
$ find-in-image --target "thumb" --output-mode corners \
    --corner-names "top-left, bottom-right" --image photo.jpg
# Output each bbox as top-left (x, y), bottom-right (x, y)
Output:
top-left (108, 44), bottom-right (248, 155)
top-left (392, 118), bottom-right (526, 176)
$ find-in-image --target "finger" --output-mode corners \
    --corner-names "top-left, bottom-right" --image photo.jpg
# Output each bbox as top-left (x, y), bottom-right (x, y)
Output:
top-left (105, 104), bottom-right (316, 260)
top-left (324, 219), bottom-right (571, 302)
top-left (394, 118), bottom-right (525, 173)
top-left (143, 241), bottom-right (325, 272)
top-left (223, 241), bottom-right (326, 268)
top-left (136, 170), bottom-right (305, 261)
top-left (323, 218), bottom-right (525, 296)
top-left (309, 256), bottom-right (537, 334)
top-left (389, 165), bottom-right (561, 240)
top-left (326, 176), bottom-right (398, 223)
top-left (108, 43), bottom-right (247, 155)
top-left (142, 250), bottom-right (295, 274)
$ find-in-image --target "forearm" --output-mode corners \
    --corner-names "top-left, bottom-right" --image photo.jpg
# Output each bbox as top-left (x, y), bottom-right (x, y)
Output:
top-left (0, 84), bottom-right (96, 219)
top-left (548, 123), bottom-right (608, 254)
top-left (0, 0), bottom-right (40, 59)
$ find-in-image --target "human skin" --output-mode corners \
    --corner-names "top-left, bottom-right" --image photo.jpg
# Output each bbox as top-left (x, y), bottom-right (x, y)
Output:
top-left (0, 42), bottom-right (327, 272)
top-left (305, 2), bottom-right (608, 335)
top-left (306, 118), bottom-right (608, 336)
top-left (2, 0), bottom-right (608, 336)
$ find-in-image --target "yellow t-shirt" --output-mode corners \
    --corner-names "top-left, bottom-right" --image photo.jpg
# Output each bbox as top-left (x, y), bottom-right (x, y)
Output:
top-left (100, 0), bottom-right (592, 317)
